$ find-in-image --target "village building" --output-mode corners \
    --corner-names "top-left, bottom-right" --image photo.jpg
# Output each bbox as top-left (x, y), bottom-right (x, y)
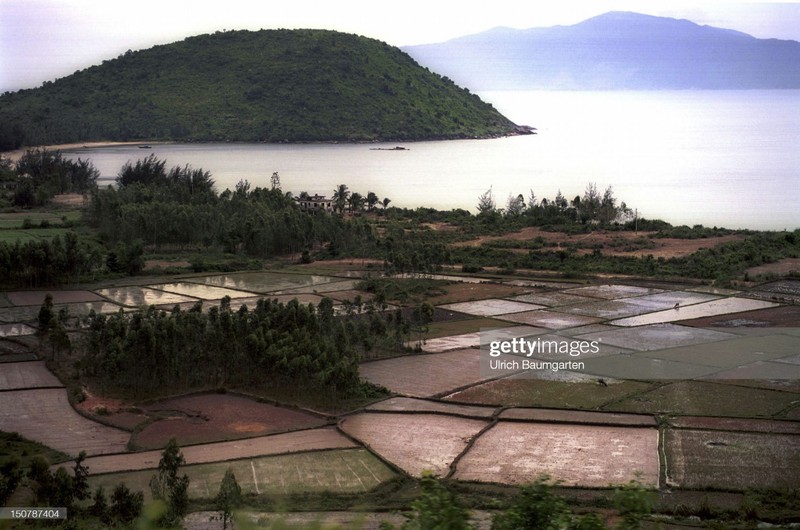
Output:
top-left (297, 194), bottom-right (334, 212)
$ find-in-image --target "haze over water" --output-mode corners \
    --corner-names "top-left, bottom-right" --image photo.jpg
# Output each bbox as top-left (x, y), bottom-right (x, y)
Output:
top-left (66, 90), bottom-right (800, 231)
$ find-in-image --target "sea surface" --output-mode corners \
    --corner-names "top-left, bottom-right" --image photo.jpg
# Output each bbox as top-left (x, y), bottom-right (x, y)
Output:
top-left (64, 90), bottom-right (800, 230)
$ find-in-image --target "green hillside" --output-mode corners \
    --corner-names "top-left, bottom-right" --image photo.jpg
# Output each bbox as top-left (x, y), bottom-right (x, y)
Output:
top-left (0, 29), bottom-right (520, 149)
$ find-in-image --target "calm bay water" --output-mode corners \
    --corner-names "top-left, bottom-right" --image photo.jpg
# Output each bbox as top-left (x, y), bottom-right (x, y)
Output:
top-left (64, 90), bottom-right (800, 230)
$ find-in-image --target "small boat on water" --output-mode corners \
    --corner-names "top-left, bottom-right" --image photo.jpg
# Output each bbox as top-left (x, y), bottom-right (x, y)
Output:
top-left (138, 145), bottom-right (152, 149)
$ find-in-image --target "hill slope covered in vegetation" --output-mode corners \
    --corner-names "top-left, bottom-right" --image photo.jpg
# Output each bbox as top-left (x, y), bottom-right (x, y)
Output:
top-left (0, 29), bottom-right (520, 149)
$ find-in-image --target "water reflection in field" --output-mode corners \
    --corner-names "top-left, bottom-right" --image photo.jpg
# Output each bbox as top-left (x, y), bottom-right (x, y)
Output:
top-left (186, 272), bottom-right (339, 294)
top-left (96, 286), bottom-right (198, 307)
top-left (153, 282), bottom-right (255, 300)
top-left (611, 298), bottom-right (780, 326)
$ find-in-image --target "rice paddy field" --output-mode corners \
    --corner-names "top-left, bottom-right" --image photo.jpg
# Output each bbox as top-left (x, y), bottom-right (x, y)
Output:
top-left (453, 421), bottom-right (660, 488)
top-left (339, 412), bottom-right (487, 476)
top-left (88, 448), bottom-right (394, 500)
top-left (1, 270), bottom-right (799, 517)
top-left (130, 393), bottom-right (329, 449)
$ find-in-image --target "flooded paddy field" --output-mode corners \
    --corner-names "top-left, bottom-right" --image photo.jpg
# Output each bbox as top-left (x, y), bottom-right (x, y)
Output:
top-left (510, 291), bottom-right (598, 307)
top-left (184, 271), bottom-right (341, 294)
top-left (746, 279), bottom-right (800, 304)
top-left (681, 304), bottom-right (800, 328)
top-left (610, 297), bottom-right (780, 326)
top-left (438, 298), bottom-right (545, 316)
top-left (149, 281), bottom-right (257, 300)
top-left (5, 289), bottom-right (103, 306)
top-left (575, 323), bottom-right (735, 351)
top-left (563, 284), bottom-right (665, 300)
top-left (497, 309), bottom-right (605, 329)
top-left (0, 322), bottom-right (37, 337)
top-left (96, 285), bottom-right (199, 307)
top-left (559, 290), bottom-right (720, 319)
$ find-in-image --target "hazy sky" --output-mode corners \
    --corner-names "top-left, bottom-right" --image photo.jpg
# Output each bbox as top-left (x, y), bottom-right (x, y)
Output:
top-left (2, 0), bottom-right (799, 93)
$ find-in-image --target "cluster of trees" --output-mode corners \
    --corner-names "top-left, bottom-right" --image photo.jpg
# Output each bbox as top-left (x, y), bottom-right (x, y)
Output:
top-left (379, 222), bottom-right (452, 275)
top-left (477, 183), bottom-right (634, 227)
top-left (86, 156), bottom-right (377, 259)
top-left (79, 295), bottom-right (400, 398)
top-left (22, 451), bottom-right (144, 526)
top-left (322, 184), bottom-right (391, 215)
top-left (449, 229), bottom-right (800, 282)
top-left (0, 149), bottom-right (98, 207)
top-left (13, 435), bottom-right (208, 528)
top-left (0, 232), bottom-right (104, 288)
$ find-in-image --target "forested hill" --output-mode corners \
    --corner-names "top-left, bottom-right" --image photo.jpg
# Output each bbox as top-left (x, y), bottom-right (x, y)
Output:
top-left (0, 29), bottom-right (520, 150)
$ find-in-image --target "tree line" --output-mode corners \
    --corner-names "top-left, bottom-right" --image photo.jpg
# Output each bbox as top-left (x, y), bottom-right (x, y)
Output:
top-left (324, 183), bottom-right (391, 214)
top-left (477, 183), bottom-right (634, 227)
top-left (86, 155), bottom-right (377, 259)
top-left (0, 148), bottom-right (98, 208)
top-left (0, 232), bottom-right (105, 288)
top-left (6, 433), bottom-right (230, 529)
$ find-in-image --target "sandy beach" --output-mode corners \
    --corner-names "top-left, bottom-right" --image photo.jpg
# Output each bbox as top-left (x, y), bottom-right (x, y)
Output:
top-left (3, 141), bottom-right (163, 162)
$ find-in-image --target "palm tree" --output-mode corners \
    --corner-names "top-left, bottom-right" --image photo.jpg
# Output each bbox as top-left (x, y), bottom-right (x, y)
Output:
top-left (347, 192), bottom-right (363, 214)
top-left (382, 197), bottom-right (391, 210)
top-left (366, 191), bottom-right (379, 212)
top-left (332, 184), bottom-right (349, 214)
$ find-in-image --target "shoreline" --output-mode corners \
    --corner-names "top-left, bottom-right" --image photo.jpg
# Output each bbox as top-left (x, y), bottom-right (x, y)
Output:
top-left (1, 128), bottom-right (536, 162)
top-left (2, 141), bottom-right (168, 162)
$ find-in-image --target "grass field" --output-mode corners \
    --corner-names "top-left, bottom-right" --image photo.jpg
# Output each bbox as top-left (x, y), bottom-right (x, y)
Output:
top-left (88, 448), bottom-right (395, 500)
top-left (446, 377), bottom-right (657, 409)
top-left (607, 380), bottom-right (800, 417)
top-left (0, 430), bottom-right (72, 468)
top-left (0, 210), bottom-right (81, 229)
top-left (423, 317), bottom-right (517, 339)
top-left (0, 228), bottom-right (73, 243)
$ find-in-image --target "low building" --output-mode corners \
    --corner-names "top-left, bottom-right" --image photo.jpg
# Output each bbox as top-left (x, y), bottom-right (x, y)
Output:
top-left (297, 194), bottom-right (333, 212)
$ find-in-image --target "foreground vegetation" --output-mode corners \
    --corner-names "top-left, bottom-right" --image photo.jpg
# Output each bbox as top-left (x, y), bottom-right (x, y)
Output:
top-left (0, 29), bottom-right (519, 149)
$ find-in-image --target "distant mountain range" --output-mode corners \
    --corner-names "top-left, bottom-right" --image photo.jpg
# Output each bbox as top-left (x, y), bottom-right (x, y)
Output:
top-left (0, 30), bottom-right (519, 150)
top-left (403, 11), bottom-right (800, 90)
